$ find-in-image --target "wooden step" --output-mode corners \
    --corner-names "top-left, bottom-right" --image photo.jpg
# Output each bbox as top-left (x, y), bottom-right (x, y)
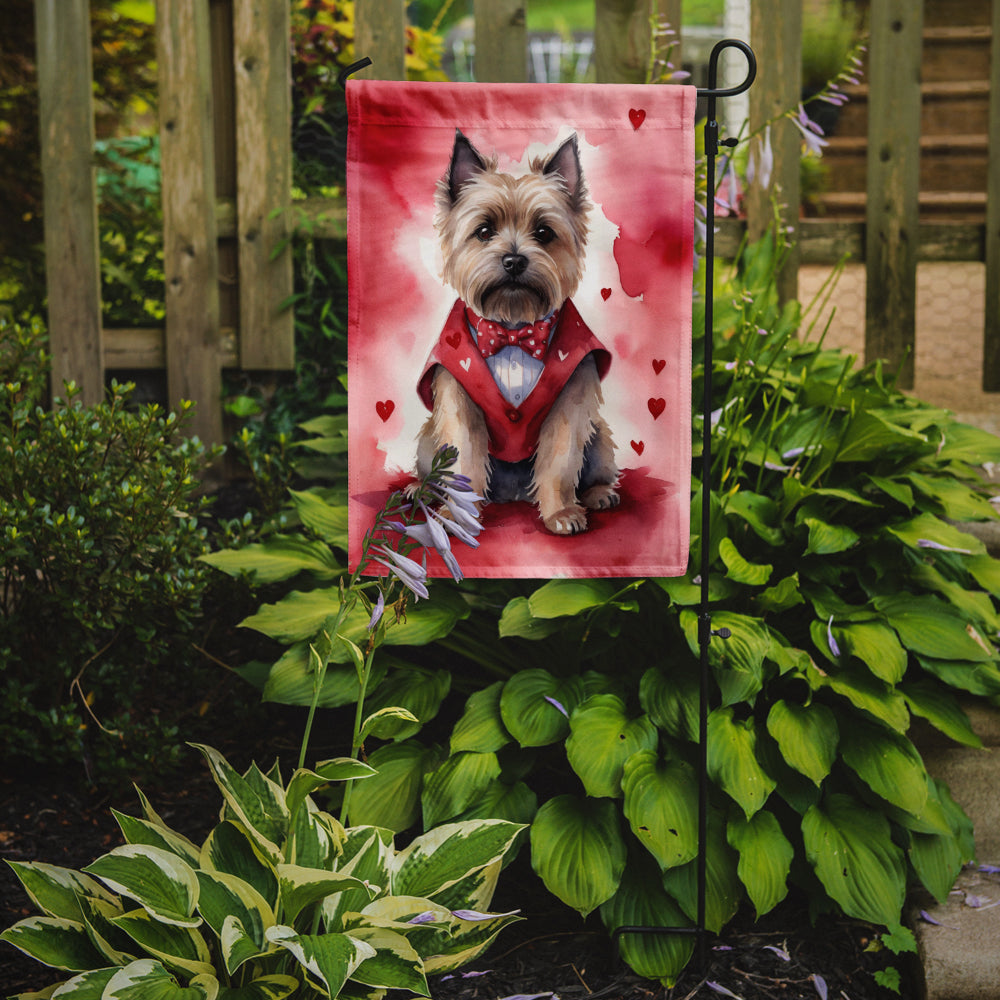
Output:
top-left (812, 190), bottom-right (987, 222)
top-left (922, 25), bottom-right (992, 83)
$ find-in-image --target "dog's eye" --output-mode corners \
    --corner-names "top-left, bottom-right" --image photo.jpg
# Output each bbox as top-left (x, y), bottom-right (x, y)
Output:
top-left (533, 224), bottom-right (556, 245)
top-left (474, 223), bottom-right (495, 242)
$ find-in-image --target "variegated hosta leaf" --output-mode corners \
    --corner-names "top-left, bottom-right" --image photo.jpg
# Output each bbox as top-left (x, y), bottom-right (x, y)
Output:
top-left (838, 718), bottom-right (929, 817)
top-left (288, 802), bottom-right (343, 870)
top-left (565, 695), bottom-right (658, 799)
top-left (420, 860), bottom-right (501, 916)
top-left (450, 681), bottom-right (511, 754)
top-left (802, 793), bottom-right (906, 926)
top-left (344, 926), bottom-right (429, 995)
top-left (83, 846), bottom-right (200, 928)
top-left (706, 707), bottom-right (776, 819)
top-left (765, 700), bottom-right (838, 786)
top-left (499, 670), bottom-right (585, 747)
top-left (195, 871), bottom-right (274, 974)
top-left (421, 751), bottom-right (502, 829)
top-left (200, 822), bottom-right (278, 910)
top-left (47, 966), bottom-right (118, 997)
top-left (0, 916), bottom-right (107, 972)
top-left (277, 864), bottom-right (376, 925)
top-left (190, 745), bottom-right (287, 863)
top-left (421, 906), bottom-right (522, 975)
top-left (4, 861), bottom-right (118, 922)
top-left (529, 795), bottom-right (626, 917)
top-left (621, 751), bottom-right (699, 871)
top-left (102, 958), bottom-right (218, 999)
top-left (112, 811), bottom-right (201, 868)
top-left (110, 908), bottom-right (214, 979)
top-left (323, 829), bottom-right (393, 931)
top-left (265, 926), bottom-right (375, 998)
top-left (727, 810), bottom-right (793, 918)
top-left (285, 760), bottom-right (375, 823)
top-left (599, 854), bottom-right (694, 987)
top-left (77, 894), bottom-right (136, 966)
top-left (214, 974), bottom-right (299, 1000)
top-left (391, 820), bottom-right (524, 901)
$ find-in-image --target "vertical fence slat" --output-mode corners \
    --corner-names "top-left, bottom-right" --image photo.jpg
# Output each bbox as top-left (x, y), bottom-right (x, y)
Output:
top-left (474, 0), bottom-right (527, 82)
top-left (355, 0), bottom-right (406, 80)
top-left (34, 0), bottom-right (103, 405)
top-left (594, 0), bottom-right (651, 84)
top-left (864, 0), bottom-right (923, 389)
top-left (660, 0), bottom-right (682, 69)
top-left (233, 0), bottom-right (294, 370)
top-left (983, 0), bottom-right (1000, 389)
top-left (157, 0), bottom-right (223, 445)
top-left (746, 0), bottom-right (801, 304)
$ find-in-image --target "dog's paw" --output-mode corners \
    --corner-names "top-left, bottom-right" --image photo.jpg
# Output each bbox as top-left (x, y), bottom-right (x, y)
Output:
top-left (580, 484), bottom-right (620, 511)
top-left (543, 504), bottom-right (588, 535)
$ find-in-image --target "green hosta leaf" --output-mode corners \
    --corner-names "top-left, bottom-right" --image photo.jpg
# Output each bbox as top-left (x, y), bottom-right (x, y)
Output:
top-left (112, 812), bottom-right (201, 868)
top-left (911, 562), bottom-right (1000, 633)
top-left (885, 512), bottom-right (985, 556)
top-left (277, 865), bottom-right (374, 925)
top-left (453, 779), bottom-right (538, 827)
top-left (0, 916), bottom-right (107, 971)
top-left (909, 827), bottom-right (966, 905)
top-left (727, 811), bottom-right (793, 917)
top-left (216, 975), bottom-right (299, 1000)
top-left (680, 610), bottom-right (770, 706)
top-left (599, 853), bottom-right (694, 987)
top-left (526, 578), bottom-right (618, 617)
top-left (260, 643), bottom-right (387, 709)
top-left (916, 655), bottom-right (1000, 697)
top-left (111, 908), bottom-right (214, 978)
top-left (718, 537), bottom-right (772, 585)
top-left (661, 810), bottom-right (741, 933)
top-left (195, 871), bottom-right (273, 974)
top-left (908, 472), bottom-right (998, 521)
top-left (200, 535), bottom-right (342, 583)
top-left (565, 695), bottom-right (658, 798)
top-left (621, 751), bottom-right (699, 871)
top-left (497, 596), bottom-right (563, 639)
top-left (765, 700), bottom-right (838, 786)
top-left (83, 846), bottom-right (200, 928)
top-left (4, 862), bottom-right (118, 923)
top-left (265, 926), bottom-right (375, 998)
top-left (755, 573), bottom-right (804, 614)
top-left (639, 664), bottom-right (699, 742)
top-left (935, 421), bottom-right (1000, 464)
top-left (499, 670), bottom-right (584, 747)
top-left (802, 517), bottom-right (859, 556)
top-left (655, 573), bottom-right (737, 606)
top-left (288, 488), bottom-right (349, 547)
top-left (874, 594), bottom-right (995, 662)
top-left (200, 822), bottom-right (278, 910)
top-left (807, 660), bottom-right (910, 732)
top-left (966, 553), bottom-right (1000, 597)
top-left (835, 621), bottom-right (907, 684)
top-left (362, 667), bottom-right (451, 740)
top-left (839, 718), bottom-right (928, 816)
top-left (865, 474), bottom-right (914, 509)
top-left (393, 820), bottom-right (524, 901)
top-left (901, 680), bottom-right (982, 748)
top-left (450, 682), bottom-right (511, 754)
top-left (835, 410), bottom-right (927, 463)
top-left (103, 959), bottom-right (218, 1000)
top-left (530, 795), bottom-right (626, 917)
top-left (421, 751), bottom-right (502, 828)
top-left (724, 490), bottom-right (784, 545)
top-left (802, 793), bottom-right (906, 926)
top-left (345, 926), bottom-right (428, 994)
top-left (707, 707), bottom-right (776, 818)
top-left (347, 740), bottom-right (442, 832)
top-left (190, 746), bottom-right (287, 863)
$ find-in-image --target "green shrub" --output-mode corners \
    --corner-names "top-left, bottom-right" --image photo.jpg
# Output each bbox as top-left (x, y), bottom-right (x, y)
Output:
top-left (0, 316), bottom-right (220, 783)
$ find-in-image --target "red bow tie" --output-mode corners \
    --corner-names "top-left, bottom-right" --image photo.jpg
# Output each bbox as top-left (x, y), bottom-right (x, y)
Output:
top-left (467, 307), bottom-right (558, 361)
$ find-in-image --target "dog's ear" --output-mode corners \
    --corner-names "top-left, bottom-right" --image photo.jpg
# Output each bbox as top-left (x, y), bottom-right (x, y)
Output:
top-left (447, 130), bottom-right (488, 203)
top-left (542, 134), bottom-right (585, 206)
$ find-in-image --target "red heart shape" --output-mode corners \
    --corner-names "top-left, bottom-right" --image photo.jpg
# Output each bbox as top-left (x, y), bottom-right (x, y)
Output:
top-left (629, 108), bottom-right (646, 130)
top-left (652, 359), bottom-right (666, 375)
top-left (631, 439), bottom-right (645, 456)
top-left (601, 287), bottom-right (612, 301)
top-left (445, 331), bottom-right (462, 349)
top-left (376, 400), bottom-right (395, 422)
top-left (648, 397), bottom-right (665, 420)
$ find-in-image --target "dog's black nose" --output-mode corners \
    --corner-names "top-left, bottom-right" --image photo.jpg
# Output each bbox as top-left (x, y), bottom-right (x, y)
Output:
top-left (501, 253), bottom-right (528, 277)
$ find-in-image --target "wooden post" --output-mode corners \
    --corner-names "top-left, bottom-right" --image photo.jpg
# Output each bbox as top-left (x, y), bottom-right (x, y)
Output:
top-left (983, 0), bottom-right (1000, 390)
top-left (864, 0), bottom-right (923, 389)
top-left (746, 0), bottom-right (801, 305)
top-left (355, 0), bottom-right (406, 81)
top-left (34, 0), bottom-right (104, 405)
top-left (474, 0), bottom-right (527, 83)
top-left (594, 0), bottom-right (652, 84)
top-left (659, 0), bottom-right (682, 74)
top-left (233, 0), bottom-right (294, 369)
top-left (157, 0), bottom-right (223, 444)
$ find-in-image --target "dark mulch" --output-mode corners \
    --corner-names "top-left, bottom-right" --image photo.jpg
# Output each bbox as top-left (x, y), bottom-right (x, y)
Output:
top-left (1, 748), bottom-right (915, 1000)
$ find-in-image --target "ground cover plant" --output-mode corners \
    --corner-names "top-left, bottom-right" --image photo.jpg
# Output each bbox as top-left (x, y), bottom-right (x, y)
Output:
top-left (204, 230), bottom-right (1000, 987)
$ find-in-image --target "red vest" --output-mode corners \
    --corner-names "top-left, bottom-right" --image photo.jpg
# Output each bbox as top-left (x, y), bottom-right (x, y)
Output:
top-left (418, 299), bottom-right (611, 463)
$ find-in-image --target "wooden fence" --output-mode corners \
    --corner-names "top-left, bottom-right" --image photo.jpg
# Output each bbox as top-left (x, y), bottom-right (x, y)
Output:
top-left (33, 0), bottom-right (1000, 445)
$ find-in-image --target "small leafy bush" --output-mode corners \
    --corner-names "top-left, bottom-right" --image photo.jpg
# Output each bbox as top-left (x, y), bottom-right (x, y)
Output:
top-left (1, 743), bottom-right (523, 998)
top-left (0, 317), bottom-right (219, 782)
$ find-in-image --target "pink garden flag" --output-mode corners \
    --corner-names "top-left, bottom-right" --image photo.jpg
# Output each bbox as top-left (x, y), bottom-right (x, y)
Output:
top-left (347, 80), bottom-right (696, 578)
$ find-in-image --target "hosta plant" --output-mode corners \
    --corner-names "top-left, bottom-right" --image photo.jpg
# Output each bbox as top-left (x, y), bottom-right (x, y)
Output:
top-left (1, 744), bottom-right (523, 999)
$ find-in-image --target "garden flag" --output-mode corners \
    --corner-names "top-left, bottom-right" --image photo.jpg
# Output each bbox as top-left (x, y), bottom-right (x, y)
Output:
top-left (347, 80), bottom-right (696, 578)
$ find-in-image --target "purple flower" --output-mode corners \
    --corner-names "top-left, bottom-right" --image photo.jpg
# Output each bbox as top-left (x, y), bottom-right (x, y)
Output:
top-left (371, 544), bottom-right (429, 600)
top-left (826, 616), bottom-right (841, 658)
top-left (747, 125), bottom-right (774, 191)
top-left (367, 590), bottom-right (385, 631)
top-left (763, 944), bottom-right (790, 961)
top-left (706, 983), bottom-right (742, 999)
top-left (544, 695), bottom-right (569, 718)
top-left (812, 974), bottom-right (828, 1000)
top-left (791, 104), bottom-right (828, 156)
top-left (407, 911), bottom-right (438, 925)
top-left (451, 908), bottom-right (520, 921)
top-left (917, 538), bottom-right (973, 554)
